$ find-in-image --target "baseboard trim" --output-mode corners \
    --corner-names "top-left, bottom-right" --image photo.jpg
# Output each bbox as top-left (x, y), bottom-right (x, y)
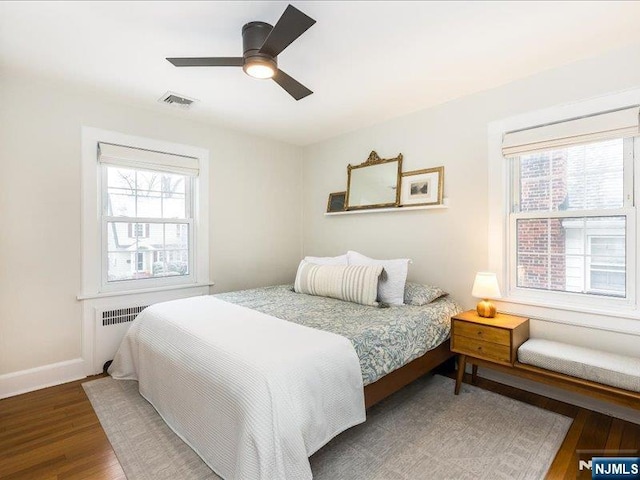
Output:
top-left (471, 366), bottom-right (640, 425)
top-left (0, 358), bottom-right (87, 399)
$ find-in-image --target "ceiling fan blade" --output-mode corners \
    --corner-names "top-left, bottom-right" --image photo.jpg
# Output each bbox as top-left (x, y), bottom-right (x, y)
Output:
top-left (259, 5), bottom-right (316, 57)
top-left (273, 69), bottom-right (312, 101)
top-left (166, 57), bottom-right (244, 67)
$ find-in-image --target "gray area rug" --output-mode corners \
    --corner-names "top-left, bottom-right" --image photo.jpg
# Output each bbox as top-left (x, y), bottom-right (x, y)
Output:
top-left (83, 374), bottom-right (571, 480)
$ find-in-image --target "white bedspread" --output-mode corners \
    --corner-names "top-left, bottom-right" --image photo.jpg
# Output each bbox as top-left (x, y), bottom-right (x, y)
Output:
top-left (108, 296), bottom-right (366, 480)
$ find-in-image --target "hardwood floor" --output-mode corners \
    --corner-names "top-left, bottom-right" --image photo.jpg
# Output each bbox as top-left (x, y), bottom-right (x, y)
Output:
top-left (0, 373), bottom-right (638, 479)
top-left (0, 375), bottom-right (125, 480)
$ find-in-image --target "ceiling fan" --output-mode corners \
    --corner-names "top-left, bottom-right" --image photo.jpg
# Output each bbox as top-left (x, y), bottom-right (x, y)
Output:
top-left (167, 4), bottom-right (316, 101)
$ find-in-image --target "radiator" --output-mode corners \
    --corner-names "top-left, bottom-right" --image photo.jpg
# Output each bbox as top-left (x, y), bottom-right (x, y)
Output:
top-left (94, 305), bottom-right (148, 374)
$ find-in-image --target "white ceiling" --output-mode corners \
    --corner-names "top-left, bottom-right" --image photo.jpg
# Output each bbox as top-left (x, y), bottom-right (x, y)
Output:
top-left (2, 1), bottom-right (640, 146)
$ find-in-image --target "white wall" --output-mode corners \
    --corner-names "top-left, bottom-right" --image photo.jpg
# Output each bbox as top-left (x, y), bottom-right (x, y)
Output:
top-left (3, 42), bottom-right (640, 395)
top-left (302, 43), bottom-right (640, 355)
top-left (0, 72), bottom-right (302, 376)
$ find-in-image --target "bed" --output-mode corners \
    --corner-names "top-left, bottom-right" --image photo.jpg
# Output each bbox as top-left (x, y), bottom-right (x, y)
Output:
top-left (216, 285), bottom-right (460, 404)
top-left (109, 284), bottom-right (461, 479)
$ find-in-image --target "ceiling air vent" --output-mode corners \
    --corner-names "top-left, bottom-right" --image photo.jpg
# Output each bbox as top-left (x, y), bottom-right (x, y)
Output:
top-left (158, 91), bottom-right (197, 109)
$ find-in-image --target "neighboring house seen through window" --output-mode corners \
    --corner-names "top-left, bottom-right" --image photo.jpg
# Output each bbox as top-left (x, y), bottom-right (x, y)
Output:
top-left (127, 223), bottom-right (150, 238)
top-left (104, 164), bottom-right (192, 283)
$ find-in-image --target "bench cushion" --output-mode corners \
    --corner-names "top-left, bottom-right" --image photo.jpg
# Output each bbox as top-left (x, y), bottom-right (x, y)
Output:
top-left (518, 339), bottom-right (640, 393)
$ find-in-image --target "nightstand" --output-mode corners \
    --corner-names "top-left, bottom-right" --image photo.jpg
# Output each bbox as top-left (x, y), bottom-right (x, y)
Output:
top-left (451, 310), bottom-right (529, 394)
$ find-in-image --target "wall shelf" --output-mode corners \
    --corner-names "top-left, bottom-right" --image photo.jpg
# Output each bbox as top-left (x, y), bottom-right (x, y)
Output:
top-left (325, 200), bottom-right (449, 216)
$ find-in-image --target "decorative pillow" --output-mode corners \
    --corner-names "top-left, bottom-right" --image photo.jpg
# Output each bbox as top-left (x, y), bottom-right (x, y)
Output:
top-left (347, 251), bottom-right (410, 306)
top-left (404, 282), bottom-right (448, 306)
top-left (303, 254), bottom-right (348, 265)
top-left (294, 260), bottom-right (383, 307)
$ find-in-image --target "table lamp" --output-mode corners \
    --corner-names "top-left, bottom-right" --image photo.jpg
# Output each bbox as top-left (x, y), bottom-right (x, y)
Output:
top-left (472, 272), bottom-right (501, 318)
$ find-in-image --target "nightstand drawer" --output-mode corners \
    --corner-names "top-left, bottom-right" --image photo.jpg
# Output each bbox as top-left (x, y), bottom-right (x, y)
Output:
top-left (453, 320), bottom-right (510, 346)
top-left (451, 335), bottom-right (511, 364)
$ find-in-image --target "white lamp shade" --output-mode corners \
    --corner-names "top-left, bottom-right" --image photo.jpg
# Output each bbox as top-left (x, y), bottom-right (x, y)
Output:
top-left (472, 272), bottom-right (501, 299)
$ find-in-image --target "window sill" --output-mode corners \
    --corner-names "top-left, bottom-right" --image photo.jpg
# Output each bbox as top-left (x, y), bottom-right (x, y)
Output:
top-left (496, 296), bottom-right (640, 336)
top-left (77, 281), bottom-right (214, 300)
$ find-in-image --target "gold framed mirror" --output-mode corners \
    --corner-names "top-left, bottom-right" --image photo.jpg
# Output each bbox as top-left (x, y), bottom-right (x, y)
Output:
top-left (345, 151), bottom-right (403, 210)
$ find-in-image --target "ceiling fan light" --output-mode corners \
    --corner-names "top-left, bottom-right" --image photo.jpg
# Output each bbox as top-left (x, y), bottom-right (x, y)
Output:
top-left (243, 55), bottom-right (277, 79)
top-left (245, 63), bottom-right (275, 79)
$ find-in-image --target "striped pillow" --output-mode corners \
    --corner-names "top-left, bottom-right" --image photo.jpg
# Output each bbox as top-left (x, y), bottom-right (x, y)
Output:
top-left (294, 260), bottom-right (383, 306)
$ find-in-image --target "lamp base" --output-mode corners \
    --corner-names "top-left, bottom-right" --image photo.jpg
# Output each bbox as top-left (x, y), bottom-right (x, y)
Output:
top-left (476, 299), bottom-right (496, 318)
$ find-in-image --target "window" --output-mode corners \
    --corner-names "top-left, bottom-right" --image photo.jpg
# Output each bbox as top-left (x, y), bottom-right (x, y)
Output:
top-left (103, 164), bottom-right (192, 283)
top-left (501, 106), bottom-right (639, 308)
top-left (79, 132), bottom-right (209, 296)
top-left (511, 139), bottom-right (632, 299)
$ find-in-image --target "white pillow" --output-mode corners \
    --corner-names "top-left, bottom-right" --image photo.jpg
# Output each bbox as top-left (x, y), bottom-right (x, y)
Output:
top-left (304, 254), bottom-right (348, 265)
top-left (347, 251), bottom-right (410, 305)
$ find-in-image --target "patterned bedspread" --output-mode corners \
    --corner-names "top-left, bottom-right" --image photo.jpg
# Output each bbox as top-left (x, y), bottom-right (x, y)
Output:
top-left (215, 285), bottom-right (463, 386)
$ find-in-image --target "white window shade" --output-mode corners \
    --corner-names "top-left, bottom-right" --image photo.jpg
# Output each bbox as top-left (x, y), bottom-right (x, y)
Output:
top-left (502, 107), bottom-right (639, 158)
top-left (98, 142), bottom-right (199, 176)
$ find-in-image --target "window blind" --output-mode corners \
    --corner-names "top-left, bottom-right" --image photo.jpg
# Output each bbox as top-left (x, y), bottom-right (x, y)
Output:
top-left (502, 107), bottom-right (640, 158)
top-left (98, 142), bottom-right (199, 176)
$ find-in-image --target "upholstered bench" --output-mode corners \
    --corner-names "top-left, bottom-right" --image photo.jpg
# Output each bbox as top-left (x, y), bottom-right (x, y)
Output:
top-left (519, 339), bottom-right (640, 392)
top-left (512, 339), bottom-right (640, 410)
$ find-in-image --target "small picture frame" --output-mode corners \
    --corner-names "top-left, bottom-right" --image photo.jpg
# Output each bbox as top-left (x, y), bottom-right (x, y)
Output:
top-left (326, 191), bottom-right (346, 213)
top-left (400, 167), bottom-right (444, 206)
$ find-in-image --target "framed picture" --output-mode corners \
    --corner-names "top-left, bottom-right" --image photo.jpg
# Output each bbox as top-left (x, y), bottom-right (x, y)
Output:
top-left (400, 167), bottom-right (444, 206)
top-left (326, 191), bottom-right (346, 212)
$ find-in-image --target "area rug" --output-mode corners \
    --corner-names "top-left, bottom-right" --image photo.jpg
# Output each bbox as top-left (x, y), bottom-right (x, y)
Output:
top-left (83, 374), bottom-right (571, 480)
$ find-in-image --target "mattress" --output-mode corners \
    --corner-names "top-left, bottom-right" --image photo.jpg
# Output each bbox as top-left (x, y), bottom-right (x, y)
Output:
top-left (216, 284), bottom-right (462, 385)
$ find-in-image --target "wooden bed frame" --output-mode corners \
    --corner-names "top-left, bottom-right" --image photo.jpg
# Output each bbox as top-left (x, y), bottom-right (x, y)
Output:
top-left (363, 339), bottom-right (454, 409)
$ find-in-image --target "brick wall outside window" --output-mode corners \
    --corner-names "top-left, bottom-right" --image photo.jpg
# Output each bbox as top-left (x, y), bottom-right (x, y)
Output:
top-left (516, 139), bottom-right (624, 294)
top-left (518, 151), bottom-right (567, 290)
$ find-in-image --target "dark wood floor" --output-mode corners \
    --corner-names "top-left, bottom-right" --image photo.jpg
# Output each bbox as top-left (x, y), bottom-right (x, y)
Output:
top-left (0, 373), bottom-right (638, 479)
top-left (0, 375), bottom-right (125, 480)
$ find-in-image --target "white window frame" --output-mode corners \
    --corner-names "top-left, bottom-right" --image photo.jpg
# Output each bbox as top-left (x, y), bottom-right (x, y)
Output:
top-left (80, 127), bottom-right (210, 298)
top-left (507, 137), bottom-right (635, 309)
top-left (488, 88), bottom-right (640, 323)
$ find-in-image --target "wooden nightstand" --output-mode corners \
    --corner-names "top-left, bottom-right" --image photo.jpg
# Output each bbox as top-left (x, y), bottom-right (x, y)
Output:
top-left (451, 310), bottom-right (529, 394)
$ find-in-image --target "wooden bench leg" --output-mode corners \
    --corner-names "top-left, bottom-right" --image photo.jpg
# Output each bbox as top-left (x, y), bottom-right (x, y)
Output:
top-left (471, 364), bottom-right (478, 384)
top-left (455, 354), bottom-right (466, 395)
